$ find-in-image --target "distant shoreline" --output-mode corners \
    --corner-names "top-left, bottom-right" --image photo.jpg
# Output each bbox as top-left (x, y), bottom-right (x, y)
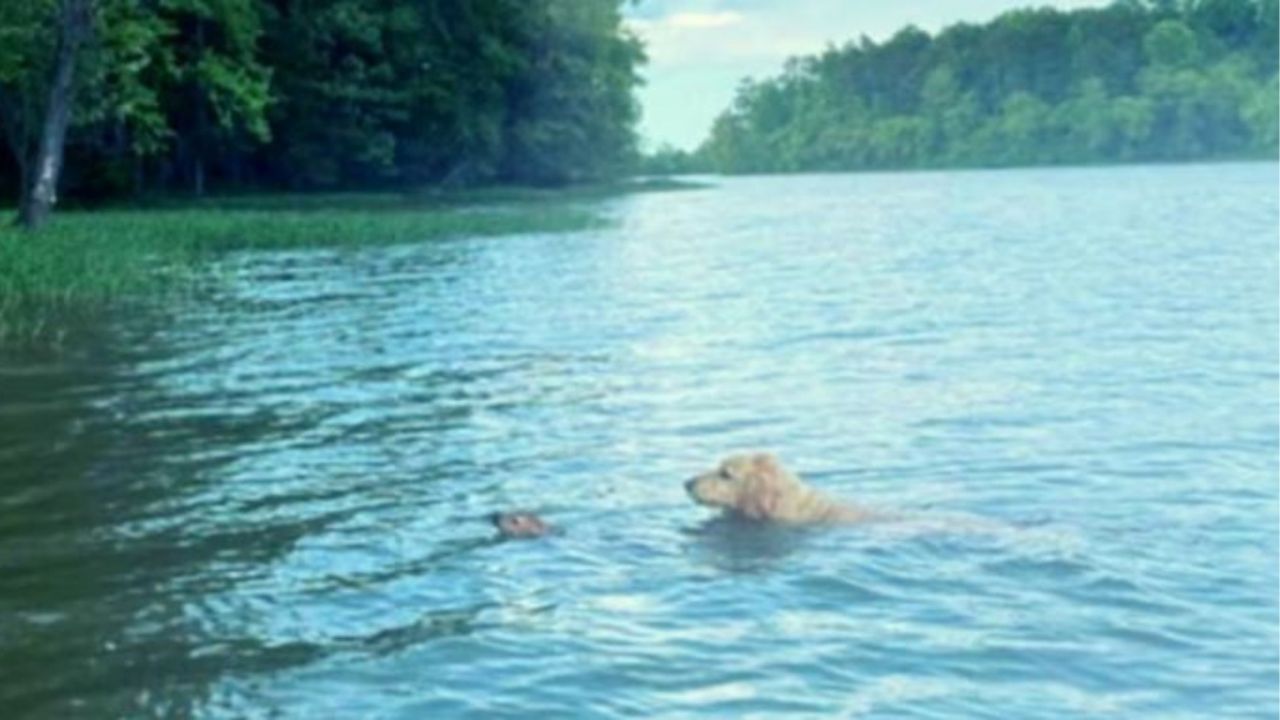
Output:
top-left (646, 156), bottom-right (1279, 180)
top-left (655, 2), bottom-right (1278, 177)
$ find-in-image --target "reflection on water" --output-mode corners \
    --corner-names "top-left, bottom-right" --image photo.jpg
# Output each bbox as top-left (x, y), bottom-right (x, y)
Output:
top-left (1, 163), bottom-right (1277, 718)
top-left (683, 515), bottom-right (819, 574)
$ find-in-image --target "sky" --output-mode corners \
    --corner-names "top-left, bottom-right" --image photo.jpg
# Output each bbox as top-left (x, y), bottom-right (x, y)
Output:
top-left (624, 0), bottom-right (1111, 151)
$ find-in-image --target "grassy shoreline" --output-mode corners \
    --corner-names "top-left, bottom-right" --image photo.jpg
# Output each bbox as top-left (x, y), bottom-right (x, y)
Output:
top-left (0, 179), bottom-right (707, 346)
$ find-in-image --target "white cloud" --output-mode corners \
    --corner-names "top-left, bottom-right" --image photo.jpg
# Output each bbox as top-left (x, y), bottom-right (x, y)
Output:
top-left (665, 11), bottom-right (744, 29)
top-left (627, 10), bottom-right (814, 69)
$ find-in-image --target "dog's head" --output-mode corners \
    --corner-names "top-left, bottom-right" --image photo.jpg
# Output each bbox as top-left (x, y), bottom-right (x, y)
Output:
top-left (684, 453), bottom-right (800, 521)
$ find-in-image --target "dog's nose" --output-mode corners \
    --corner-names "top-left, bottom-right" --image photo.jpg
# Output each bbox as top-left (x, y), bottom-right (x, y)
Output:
top-left (684, 478), bottom-right (696, 493)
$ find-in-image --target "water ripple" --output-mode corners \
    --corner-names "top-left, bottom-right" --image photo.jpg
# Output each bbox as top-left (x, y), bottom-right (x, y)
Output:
top-left (0, 164), bottom-right (1276, 718)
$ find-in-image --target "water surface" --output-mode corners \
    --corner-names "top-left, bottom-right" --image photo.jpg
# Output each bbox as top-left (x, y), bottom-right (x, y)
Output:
top-left (2, 163), bottom-right (1277, 718)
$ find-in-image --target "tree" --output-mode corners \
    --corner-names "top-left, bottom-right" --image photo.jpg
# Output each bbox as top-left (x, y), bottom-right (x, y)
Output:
top-left (1144, 19), bottom-right (1201, 68)
top-left (1053, 78), bottom-right (1118, 160)
top-left (159, 0), bottom-right (271, 196)
top-left (499, 0), bottom-right (644, 184)
top-left (637, 143), bottom-right (702, 175)
top-left (0, 0), bottom-right (57, 216)
top-left (4, 0), bottom-right (94, 229)
top-left (0, 0), bottom-right (647, 209)
top-left (699, 0), bottom-right (1276, 174)
top-left (1242, 73), bottom-right (1279, 150)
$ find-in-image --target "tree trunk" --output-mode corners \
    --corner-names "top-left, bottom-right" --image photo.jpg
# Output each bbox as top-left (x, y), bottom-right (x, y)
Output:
top-left (192, 17), bottom-right (207, 198)
top-left (18, 0), bottom-right (93, 230)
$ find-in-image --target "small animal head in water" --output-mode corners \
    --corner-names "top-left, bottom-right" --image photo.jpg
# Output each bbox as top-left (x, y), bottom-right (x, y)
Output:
top-left (491, 511), bottom-right (552, 539)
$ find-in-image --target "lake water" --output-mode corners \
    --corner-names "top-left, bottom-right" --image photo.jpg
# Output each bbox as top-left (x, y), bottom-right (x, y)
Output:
top-left (1, 163), bottom-right (1277, 718)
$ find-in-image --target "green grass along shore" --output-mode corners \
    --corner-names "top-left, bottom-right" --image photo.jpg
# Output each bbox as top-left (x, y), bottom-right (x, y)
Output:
top-left (0, 179), bottom-right (705, 347)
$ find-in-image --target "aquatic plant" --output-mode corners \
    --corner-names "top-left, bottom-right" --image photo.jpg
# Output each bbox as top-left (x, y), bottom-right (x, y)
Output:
top-left (0, 197), bottom-right (604, 346)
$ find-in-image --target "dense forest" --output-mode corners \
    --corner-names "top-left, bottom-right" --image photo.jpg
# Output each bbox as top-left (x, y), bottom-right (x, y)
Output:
top-left (0, 0), bottom-right (643, 215)
top-left (691, 0), bottom-right (1278, 174)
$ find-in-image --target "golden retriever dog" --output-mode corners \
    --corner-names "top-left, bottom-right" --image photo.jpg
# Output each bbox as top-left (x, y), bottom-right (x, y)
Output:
top-left (685, 452), bottom-right (875, 524)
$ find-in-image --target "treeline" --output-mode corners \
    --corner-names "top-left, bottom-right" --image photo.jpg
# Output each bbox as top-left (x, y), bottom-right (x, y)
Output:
top-left (0, 0), bottom-right (643, 207)
top-left (693, 0), bottom-right (1278, 174)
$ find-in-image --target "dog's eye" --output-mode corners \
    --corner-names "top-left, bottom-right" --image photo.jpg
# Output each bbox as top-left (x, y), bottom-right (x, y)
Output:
top-left (719, 467), bottom-right (734, 480)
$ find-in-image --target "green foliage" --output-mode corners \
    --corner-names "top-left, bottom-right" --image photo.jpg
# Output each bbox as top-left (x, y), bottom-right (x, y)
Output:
top-left (0, 1), bottom-right (55, 86)
top-left (92, 2), bottom-right (174, 155)
top-left (702, 0), bottom-right (1279, 173)
top-left (1144, 19), bottom-right (1201, 68)
top-left (637, 144), bottom-right (704, 175)
top-left (0, 0), bottom-right (60, 192)
top-left (0, 0), bottom-right (644, 202)
top-left (504, 0), bottom-right (646, 185)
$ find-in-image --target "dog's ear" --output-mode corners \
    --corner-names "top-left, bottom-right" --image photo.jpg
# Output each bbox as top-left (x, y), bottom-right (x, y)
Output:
top-left (739, 478), bottom-right (781, 520)
top-left (751, 453), bottom-right (783, 478)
